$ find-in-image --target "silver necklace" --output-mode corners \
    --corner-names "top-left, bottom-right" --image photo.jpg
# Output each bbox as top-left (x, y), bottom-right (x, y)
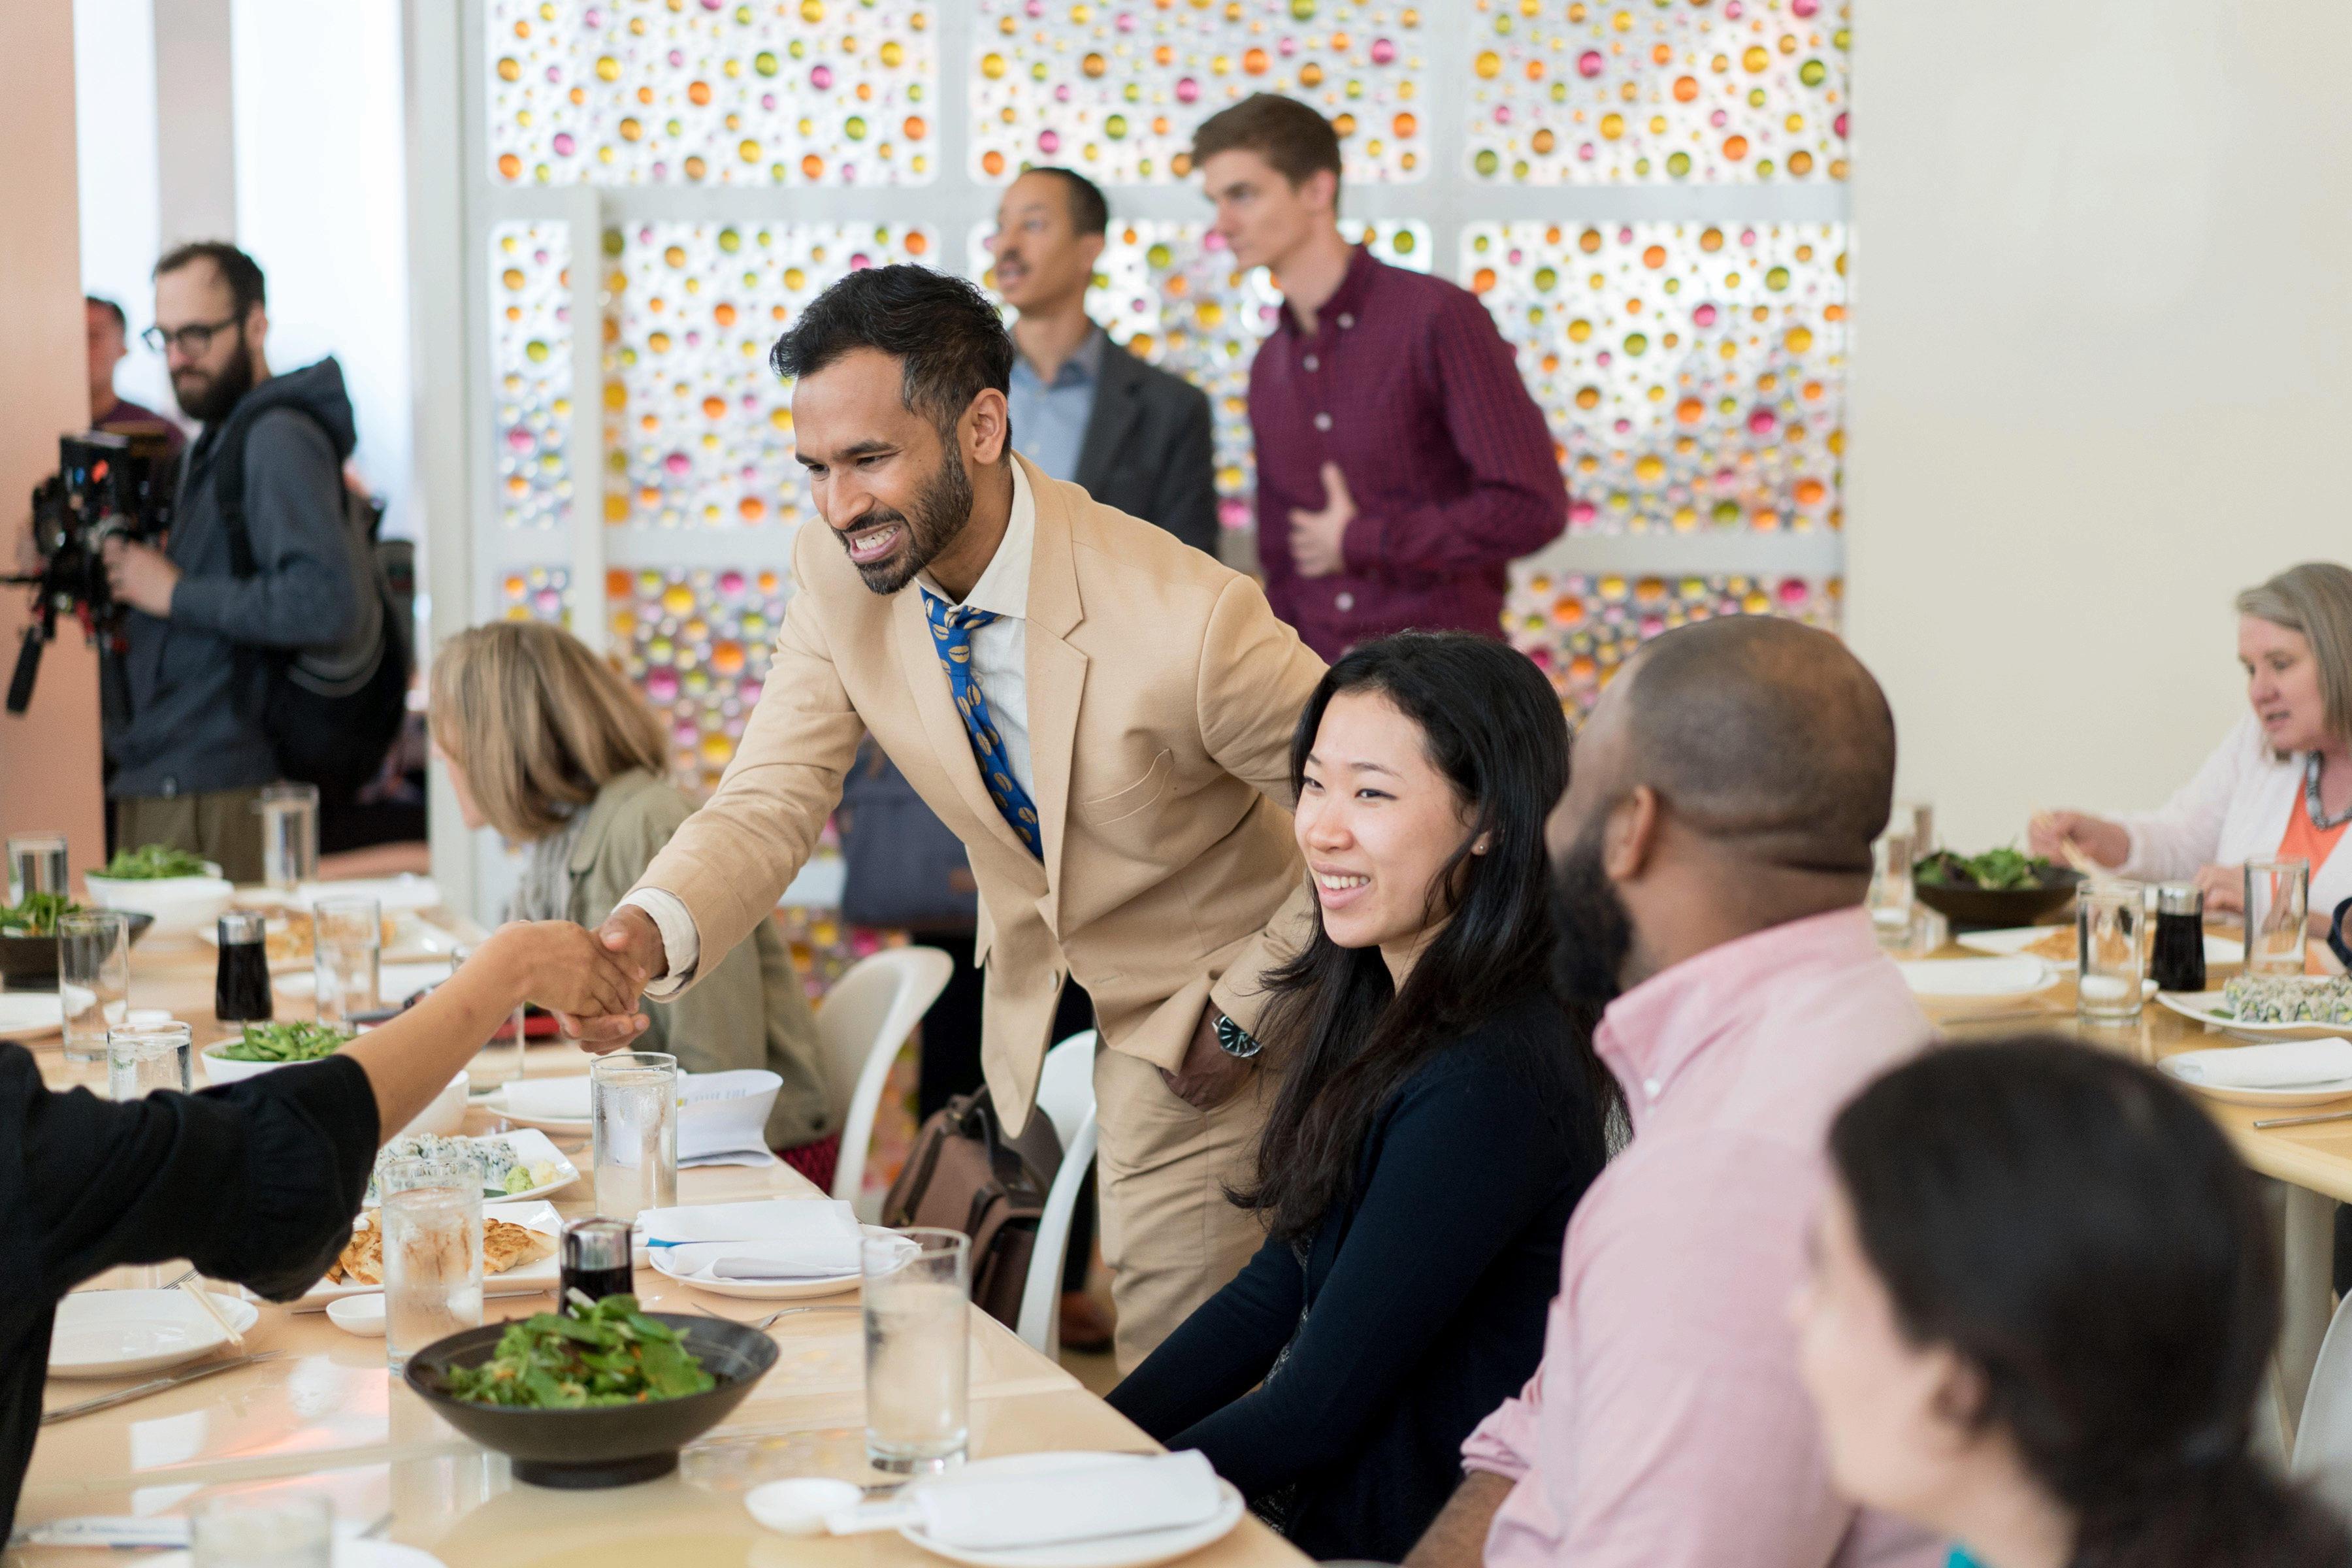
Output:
top-left (2304, 753), bottom-right (2352, 831)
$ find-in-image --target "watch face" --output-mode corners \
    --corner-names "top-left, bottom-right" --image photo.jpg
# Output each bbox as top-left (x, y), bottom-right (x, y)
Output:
top-left (1215, 1016), bottom-right (1262, 1058)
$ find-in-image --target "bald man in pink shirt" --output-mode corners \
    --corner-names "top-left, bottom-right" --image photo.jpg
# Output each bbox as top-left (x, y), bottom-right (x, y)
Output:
top-left (1406, 617), bottom-right (1944, 1568)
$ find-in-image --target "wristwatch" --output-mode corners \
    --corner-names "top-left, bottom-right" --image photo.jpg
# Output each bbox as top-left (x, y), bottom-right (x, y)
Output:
top-left (1212, 1011), bottom-right (1264, 1060)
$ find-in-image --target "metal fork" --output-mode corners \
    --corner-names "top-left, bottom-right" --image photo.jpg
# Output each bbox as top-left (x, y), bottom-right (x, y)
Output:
top-left (690, 1301), bottom-right (860, 1331)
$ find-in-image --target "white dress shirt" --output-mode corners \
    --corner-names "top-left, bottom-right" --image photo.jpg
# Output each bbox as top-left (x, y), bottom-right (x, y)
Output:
top-left (625, 462), bottom-right (1040, 993)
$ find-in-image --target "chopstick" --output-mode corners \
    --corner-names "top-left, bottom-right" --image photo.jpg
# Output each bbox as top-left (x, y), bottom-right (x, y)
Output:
top-left (178, 1279), bottom-right (246, 1351)
top-left (2251, 1109), bottom-right (2352, 1130)
top-left (2029, 810), bottom-right (2114, 890)
top-left (41, 1352), bottom-right (282, 1424)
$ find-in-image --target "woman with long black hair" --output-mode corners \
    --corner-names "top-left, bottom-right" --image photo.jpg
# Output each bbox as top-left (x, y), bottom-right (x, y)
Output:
top-left (1794, 1036), bottom-right (2350, 1568)
top-left (1107, 631), bottom-right (1616, 1562)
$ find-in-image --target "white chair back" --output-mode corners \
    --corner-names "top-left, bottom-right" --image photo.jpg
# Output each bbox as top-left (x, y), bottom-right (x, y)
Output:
top-left (1015, 1031), bottom-right (1100, 1357)
top-left (2294, 1287), bottom-right (2352, 1516)
top-left (815, 945), bottom-right (955, 1215)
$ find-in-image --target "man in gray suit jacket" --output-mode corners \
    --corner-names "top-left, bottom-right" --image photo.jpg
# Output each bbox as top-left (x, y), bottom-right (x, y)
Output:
top-left (990, 167), bottom-right (1221, 557)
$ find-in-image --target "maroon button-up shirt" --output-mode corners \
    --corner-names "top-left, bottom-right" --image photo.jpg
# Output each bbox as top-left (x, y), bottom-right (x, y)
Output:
top-left (1249, 246), bottom-right (1566, 660)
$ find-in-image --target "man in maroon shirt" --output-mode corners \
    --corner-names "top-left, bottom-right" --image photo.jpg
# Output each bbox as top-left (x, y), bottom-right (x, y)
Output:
top-left (1194, 95), bottom-right (1565, 661)
top-left (86, 296), bottom-right (186, 459)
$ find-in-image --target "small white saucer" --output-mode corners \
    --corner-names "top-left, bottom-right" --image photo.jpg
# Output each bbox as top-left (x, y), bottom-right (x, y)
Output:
top-left (325, 1293), bottom-right (387, 1337)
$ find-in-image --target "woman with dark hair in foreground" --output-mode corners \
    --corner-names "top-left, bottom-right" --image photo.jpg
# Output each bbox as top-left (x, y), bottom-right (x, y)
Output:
top-left (1108, 632), bottom-right (1616, 1562)
top-left (1795, 1036), bottom-right (2351, 1568)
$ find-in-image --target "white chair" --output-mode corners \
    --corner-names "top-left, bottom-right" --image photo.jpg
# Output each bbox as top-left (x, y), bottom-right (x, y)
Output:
top-left (1016, 1030), bottom-right (1100, 1358)
top-left (817, 945), bottom-right (955, 1217)
top-left (2293, 1287), bottom-right (2352, 1516)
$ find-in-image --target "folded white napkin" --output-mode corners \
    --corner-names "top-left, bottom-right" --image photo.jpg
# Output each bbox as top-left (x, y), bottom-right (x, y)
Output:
top-left (914, 1453), bottom-right (1224, 1550)
top-left (2169, 1040), bottom-right (2352, 1089)
top-left (644, 1199), bottom-right (863, 1280)
top-left (679, 1069), bottom-right (782, 1163)
top-left (500, 1076), bottom-right (591, 1120)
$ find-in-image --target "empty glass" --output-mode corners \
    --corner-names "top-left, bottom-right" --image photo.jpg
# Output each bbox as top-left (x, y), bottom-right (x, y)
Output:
top-left (2077, 881), bottom-right (2148, 1023)
top-left (1867, 830), bottom-right (1916, 947)
top-left (256, 783), bottom-right (320, 892)
top-left (312, 895), bottom-right (382, 1026)
top-left (58, 910), bottom-right (131, 1064)
top-left (591, 1051), bottom-right (678, 1223)
top-left (864, 1228), bottom-right (971, 1475)
top-left (7, 832), bottom-right (69, 906)
top-left (451, 943), bottom-right (527, 1094)
top-left (106, 1019), bottom-right (193, 1100)
top-left (381, 1154), bottom-right (485, 1373)
top-left (2246, 857), bottom-right (2311, 977)
top-left (190, 1494), bottom-right (332, 1568)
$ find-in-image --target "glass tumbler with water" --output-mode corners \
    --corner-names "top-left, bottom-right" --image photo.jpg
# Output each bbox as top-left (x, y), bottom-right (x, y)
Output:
top-left (591, 1051), bottom-right (678, 1222)
top-left (7, 832), bottom-right (69, 906)
top-left (1867, 830), bottom-right (1916, 947)
top-left (106, 1020), bottom-right (193, 1100)
top-left (58, 911), bottom-right (131, 1064)
top-left (863, 1227), bottom-right (971, 1475)
top-left (450, 943), bottom-right (527, 1093)
top-left (256, 783), bottom-right (320, 892)
top-left (380, 1154), bottom-right (485, 1373)
top-left (2076, 881), bottom-right (2149, 1022)
top-left (2246, 857), bottom-right (2311, 977)
top-left (312, 896), bottom-right (382, 1026)
top-left (189, 1494), bottom-right (332, 1568)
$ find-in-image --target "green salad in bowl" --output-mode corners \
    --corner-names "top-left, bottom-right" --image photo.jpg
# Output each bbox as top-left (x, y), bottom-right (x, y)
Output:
top-left (212, 1020), bottom-right (351, 1063)
top-left (95, 845), bottom-right (216, 880)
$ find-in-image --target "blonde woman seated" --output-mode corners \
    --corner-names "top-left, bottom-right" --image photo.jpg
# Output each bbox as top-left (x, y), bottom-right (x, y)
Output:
top-left (2032, 563), bottom-right (2352, 931)
top-left (430, 623), bottom-right (834, 1179)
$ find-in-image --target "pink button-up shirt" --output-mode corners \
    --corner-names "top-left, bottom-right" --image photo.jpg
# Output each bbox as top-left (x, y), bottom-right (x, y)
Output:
top-left (1462, 906), bottom-right (1944, 1568)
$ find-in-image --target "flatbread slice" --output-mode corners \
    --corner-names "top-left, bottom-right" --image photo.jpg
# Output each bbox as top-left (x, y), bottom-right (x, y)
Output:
top-left (327, 1226), bottom-right (384, 1286)
top-left (483, 1218), bottom-right (556, 1276)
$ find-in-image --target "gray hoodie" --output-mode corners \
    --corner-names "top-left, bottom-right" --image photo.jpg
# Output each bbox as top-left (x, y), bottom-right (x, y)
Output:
top-left (105, 358), bottom-right (358, 799)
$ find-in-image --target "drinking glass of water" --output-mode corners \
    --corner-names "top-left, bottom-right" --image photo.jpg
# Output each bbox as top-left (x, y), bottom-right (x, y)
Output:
top-left (450, 943), bottom-right (527, 1094)
top-left (862, 1227), bottom-right (970, 1475)
top-left (190, 1494), bottom-right (332, 1568)
top-left (2246, 857), bottom-right (2311, 977)
top-left (7, 831), bottom-right (69, 906)
top-left (255, 783), bottom-right (320, 892)
top-left (106, 1019), bottom-right (193, 1100)
top-left (380, 1153), bottom-right (485, 1374)
top-left (1866, 830), bottom-right (1916, 948)
top-left (59, 911), bottom-right (131, 1064)
top-left (312, 895), bottom-right (382, 1026)
top-left (591, 1051), bottom-right (678, 1222)
top-left (2076, 881), bottom-right (2148, 1024)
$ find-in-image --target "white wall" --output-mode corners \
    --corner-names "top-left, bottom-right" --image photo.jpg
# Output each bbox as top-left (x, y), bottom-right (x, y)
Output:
top-left (73, 0), bottom-right (176, 423)
top-left (1842, 0), bottom-right (2352, 853)
top-left (230, 0), bottom-right (415, 539)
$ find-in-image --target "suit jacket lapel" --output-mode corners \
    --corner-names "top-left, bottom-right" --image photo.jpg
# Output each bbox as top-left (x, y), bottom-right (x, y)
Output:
top-left (1073, 347), bottom-right (1145, 496)
top-left (1020, 455), bottom-right (1088, 920)
top-left (892, 585), bottom-right (1036, 868)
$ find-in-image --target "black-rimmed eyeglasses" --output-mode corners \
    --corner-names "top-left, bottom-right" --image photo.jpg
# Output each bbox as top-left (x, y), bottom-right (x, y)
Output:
top-left (140, 316), bottom-right (242, 357)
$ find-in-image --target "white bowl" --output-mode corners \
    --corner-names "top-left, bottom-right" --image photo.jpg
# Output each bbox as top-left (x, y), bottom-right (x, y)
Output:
top-left (325, 1292), bottom-right (386, 1337)
top-left (83, 873), bottom-right (235, 941)
top-left (746, 1478), bottom-right (864, 1536)
top-left (393, 1069), bottom-right (470, 1139)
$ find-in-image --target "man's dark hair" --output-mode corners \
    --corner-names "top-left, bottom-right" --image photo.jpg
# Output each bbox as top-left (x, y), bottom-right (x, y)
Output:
top-left (86, 296), bottom-right (127, 333)
top-left (1191, 93), bottom-right (1343, 190)
top-left (154, 240), bottom-right (268, 320)
top-left (770, 265), bottom-right (1014, 444)
top-left (1023, 166), bottom-right (1109, 237)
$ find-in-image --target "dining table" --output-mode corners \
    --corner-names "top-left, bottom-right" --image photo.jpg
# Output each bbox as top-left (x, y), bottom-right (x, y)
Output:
top-left (7, 913), bottom-right (1309, 1568)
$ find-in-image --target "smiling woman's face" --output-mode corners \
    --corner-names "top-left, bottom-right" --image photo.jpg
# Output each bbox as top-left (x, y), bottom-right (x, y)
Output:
top-left (2240, 615), bottom-right (2331, 755)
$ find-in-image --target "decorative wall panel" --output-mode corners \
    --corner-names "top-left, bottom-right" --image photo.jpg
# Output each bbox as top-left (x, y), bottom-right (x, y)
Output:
top-left (491, 223), bottom-right (574, 530)
top-left (1507, 565), bottom-right (1838, 715)
top-left (1465, 220), bottom-right (1845, 537)
top-left (499, 564), bottom-right (574, 625)
top-left (608, 564), bottom-right (787, 789)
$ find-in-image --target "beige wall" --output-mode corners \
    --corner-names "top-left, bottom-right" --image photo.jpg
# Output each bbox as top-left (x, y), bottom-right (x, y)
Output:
top-left (0, 3), bottom-right (107, 887)
top-left (1843, 1), bottom-right (2352, 853)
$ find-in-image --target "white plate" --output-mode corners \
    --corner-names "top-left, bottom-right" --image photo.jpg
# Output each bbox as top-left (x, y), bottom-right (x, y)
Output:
top-left (0, 992), bottom-right (64, 1041)
top-left (2156, 1054), bottom-right (2352, 1109)
top-left (480, 1082), bottom-right (591, 1134)
top-left (2154, 989), bottom-right (2352, 1042)
top-left (285, 1200), bottom-right (565, 1310)
top-left (146, 1544), bottom-right (445, 1568)
top-left (1958, 927), bottom-right (2246, 968)
top-left (898, 1453), bottom-right (1246, 1568)
top-left (645, 1222), bottom-right (891, 1301)
top-left (201, 911), bottom-right (459, 970)
top-left (48, 1290), bottom-right (261, 1379)
top-left (363, 1128), bottom-right (580, 1209)
top-left (1895, 956), bottom-right (2059, 998)
top-left (276, 961), bottom-right (453, 1005)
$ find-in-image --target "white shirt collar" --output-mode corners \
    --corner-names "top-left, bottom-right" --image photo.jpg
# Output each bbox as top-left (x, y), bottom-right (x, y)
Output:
top-left (917, 458), bottom-right (1033, 621)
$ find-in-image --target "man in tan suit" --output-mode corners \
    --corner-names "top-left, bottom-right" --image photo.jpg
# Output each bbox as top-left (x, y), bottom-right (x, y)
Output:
top-left (555, 265), bottom-right (1324, 1368)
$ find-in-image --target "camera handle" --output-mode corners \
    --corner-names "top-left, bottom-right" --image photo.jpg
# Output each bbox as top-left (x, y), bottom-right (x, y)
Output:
top-left (7, 614), bottom-right (50, 715)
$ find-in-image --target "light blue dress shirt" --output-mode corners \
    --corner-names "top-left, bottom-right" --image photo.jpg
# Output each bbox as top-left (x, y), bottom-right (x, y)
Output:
top-left (1006, 327), bottom-right (1105, 484)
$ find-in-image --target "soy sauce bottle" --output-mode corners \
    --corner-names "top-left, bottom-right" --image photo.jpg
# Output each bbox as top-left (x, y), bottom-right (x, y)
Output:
top-left (561, 1217), bottom-right (635, 1306)
top-left (2151, 883), bottom-right (2207, 994)
top-left (214, 911), bottom-right (273, 1022)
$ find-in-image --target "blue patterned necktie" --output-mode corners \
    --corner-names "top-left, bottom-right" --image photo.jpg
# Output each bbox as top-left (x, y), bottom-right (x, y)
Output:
top-left (921, 590), bottom-right (1044, 860)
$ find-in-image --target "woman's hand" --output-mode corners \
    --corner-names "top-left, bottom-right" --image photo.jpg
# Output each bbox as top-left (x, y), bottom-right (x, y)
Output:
top-left (2027, 810), bottom-right (2130, 869)
top-left (2193, 864), bottom-right (2245, 915)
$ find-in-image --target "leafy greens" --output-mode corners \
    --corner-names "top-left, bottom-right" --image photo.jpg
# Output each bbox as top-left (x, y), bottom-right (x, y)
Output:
top-left (98, 845), bottom-right (213, 880)
top-left (1913, 847), bottom-right (2058, 891)
top-left (442, 1294), bottom-right (715, 1408)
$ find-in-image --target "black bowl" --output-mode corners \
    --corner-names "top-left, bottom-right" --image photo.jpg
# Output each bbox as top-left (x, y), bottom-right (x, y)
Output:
top-left (1912, 868), bottom-right (2083, 932)
top-left (0, 912), bottom-right (155, 989)
top-left (402, 1313), bottom-right (779, 1488)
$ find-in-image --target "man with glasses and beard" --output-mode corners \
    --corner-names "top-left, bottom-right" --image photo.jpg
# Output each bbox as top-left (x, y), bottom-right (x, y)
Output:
top-left (84, 242), bottom-right (361, 882)
top-left (1404, 616), bottom-right (1943, 1568)
top-left (536, 265), bottom-right (1327, 1371)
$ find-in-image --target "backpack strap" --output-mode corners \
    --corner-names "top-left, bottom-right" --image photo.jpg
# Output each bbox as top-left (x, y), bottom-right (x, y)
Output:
top-left (212, 414), bottom-right (260, 582)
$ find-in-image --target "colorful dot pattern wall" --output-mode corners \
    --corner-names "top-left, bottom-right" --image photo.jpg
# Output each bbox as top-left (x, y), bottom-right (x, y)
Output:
top-left (971, 217), bottom-right (1426, 529)
top-left (1509, 567), bottom-right (1837, 715)
top-left (608, 565), bottom-right (787, 787)
top-left (969, 0), bottom-right (1428, 186)
top-left (1465, 0), bottom-right (1848, 184)
top-left (500, 565), bottom-right (576, 625)
top-left (489, 0), bottom-right (939, 186)
top-left (1468, 220), bottom-right (1844, 536)
top-left (605, 221), bottom-right (938, 529)
top-left (491, 223), bottom-right (575, 530)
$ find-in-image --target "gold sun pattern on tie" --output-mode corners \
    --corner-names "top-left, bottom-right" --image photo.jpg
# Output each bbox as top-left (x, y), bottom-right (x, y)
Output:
top-left (922, 590), bottom-right (1043, 860)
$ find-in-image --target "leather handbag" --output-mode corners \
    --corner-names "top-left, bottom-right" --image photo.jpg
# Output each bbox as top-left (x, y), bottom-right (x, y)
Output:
top-left (880, 1086), bottom-right (1062, 1328)
top-left (836, 740), bottom-right (980, 932)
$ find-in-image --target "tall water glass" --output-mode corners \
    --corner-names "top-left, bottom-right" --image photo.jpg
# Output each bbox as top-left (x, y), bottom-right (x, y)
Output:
top-left (2077, 881), bottom-right (2148, 1023)
top-left (312, 896), bottom-right (382, 1026)
top-left (1895, 800), bottom-right (1937, 858)
top-left (1867, 830), bottom-right (1916, 947)
top-left (58, 911), bottom-right (131, 1064)
top-left (2246, 857), bottom-right (2311, 977)
top-left (190, 1494), bottom-right (332, 1568)
top-left (256, 783), bottom-right (320, 892)
top-left (381, 1154), bottom-right (485, 1373)
top-left (107, 1020), bottom-right (193, 1100)
top-left (863, 1228), bottom-right (970, 1475)
top-left (7, 832), bottom-right (69, 906)
top-left (451, 943), bottom-right (527, 1093)
top-left (591, 1051), bottom-right (678, 1222)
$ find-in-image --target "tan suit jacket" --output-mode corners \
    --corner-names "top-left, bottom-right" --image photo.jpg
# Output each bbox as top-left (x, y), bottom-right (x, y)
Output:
top-left (634, 453), bottom-right (1325, 1133)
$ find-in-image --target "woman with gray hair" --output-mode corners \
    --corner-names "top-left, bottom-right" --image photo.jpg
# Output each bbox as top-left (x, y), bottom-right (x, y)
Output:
top-left (2032, 562), bottom-right (2352, 926)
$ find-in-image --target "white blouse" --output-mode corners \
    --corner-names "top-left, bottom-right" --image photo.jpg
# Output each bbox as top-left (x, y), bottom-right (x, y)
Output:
top-left (2114, 713), bottom-right (2352, 921)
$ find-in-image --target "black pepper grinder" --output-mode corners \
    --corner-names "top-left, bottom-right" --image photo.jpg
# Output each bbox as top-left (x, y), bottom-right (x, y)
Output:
top-left (214, 910), bottom-right (274, 1022)
top-left (2150, 882), bottom-right (2207, 994)
top-left (561, 1217), bottom-right (636, 1308)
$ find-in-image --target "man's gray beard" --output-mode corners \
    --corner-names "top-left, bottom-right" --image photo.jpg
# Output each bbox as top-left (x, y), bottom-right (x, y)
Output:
top-left (847, 443), bottom-right (975, 596)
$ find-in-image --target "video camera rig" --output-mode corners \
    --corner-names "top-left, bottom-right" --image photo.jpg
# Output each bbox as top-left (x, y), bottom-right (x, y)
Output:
top-left (4, 430), bottom-right (176, 715)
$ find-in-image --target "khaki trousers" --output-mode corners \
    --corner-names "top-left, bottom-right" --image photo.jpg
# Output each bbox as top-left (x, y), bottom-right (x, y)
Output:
top-left (1092, 1047), bottom-right (1275, 1373)
top-left (112, 787), bottom-right (267, 885)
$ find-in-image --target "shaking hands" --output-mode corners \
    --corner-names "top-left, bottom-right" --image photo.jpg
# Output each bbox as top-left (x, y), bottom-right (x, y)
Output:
top-left (539, 904), bottom-right (672, 1052)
